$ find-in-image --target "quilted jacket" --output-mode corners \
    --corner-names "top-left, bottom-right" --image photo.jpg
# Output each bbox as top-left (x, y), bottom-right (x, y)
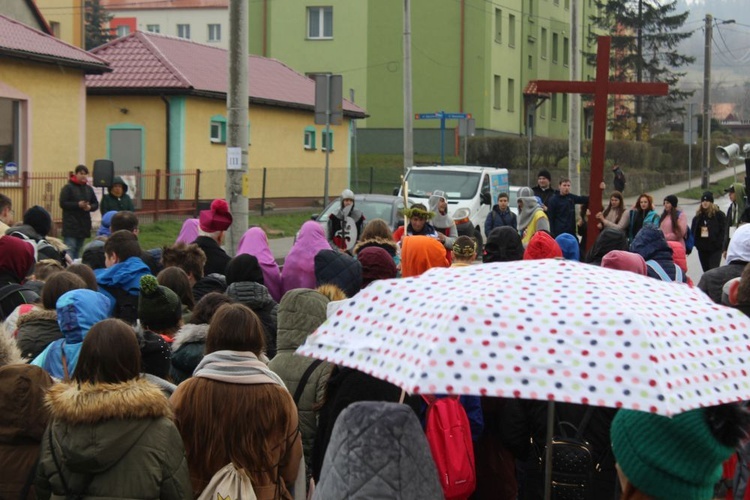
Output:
top-left (313, 401), bottom-right (442, 500)
top-left (225, 281), bottom-right (279, 358)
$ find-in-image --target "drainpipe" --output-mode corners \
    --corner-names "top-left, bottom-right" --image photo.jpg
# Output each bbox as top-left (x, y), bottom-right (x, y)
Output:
top-left (263, 0), bottom-right (268, 57)
top-left (161, 95), bottom-right (171, 201)
top-left (459, 0), bottom-right (465, 112)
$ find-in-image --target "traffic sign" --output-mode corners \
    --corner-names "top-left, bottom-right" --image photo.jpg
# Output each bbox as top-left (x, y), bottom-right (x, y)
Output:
top-left (4, 162), bottom-right (17, 176)
top-left (444, 113), bottom-right (471, 120)
top-left (415, 113), bottom-right (442, 120)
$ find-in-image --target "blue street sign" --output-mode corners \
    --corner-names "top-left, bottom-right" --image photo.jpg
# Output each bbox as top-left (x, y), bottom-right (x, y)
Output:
top-left (415, 113), bottom-right (442, 120)
top-left (414, 111), bottom-right (473, 165)
top-left (443, 113), bottom-right (471, 120)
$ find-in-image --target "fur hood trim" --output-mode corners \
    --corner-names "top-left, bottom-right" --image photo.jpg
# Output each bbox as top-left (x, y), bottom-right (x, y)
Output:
top-left (16, 307), bottom-right (57, 327)
top-left (46, 377), bottom-right (172, 425)
top-left (353, 237), bottom-right (399, 256)
top-left (171, 323), bottom-right (209, 351)
top-left (316, 283), bottom-right (348, 302)
top-left (46, 236), bottom-right (68, 251)
top-left (0, 331), bottom-right (23, 366)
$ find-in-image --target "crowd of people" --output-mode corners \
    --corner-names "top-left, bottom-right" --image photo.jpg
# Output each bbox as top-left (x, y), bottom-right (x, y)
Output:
top-left (0, 165), bottom-right (750, 500)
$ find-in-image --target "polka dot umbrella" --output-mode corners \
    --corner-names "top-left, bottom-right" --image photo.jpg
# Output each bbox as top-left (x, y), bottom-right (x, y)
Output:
top-left (297, 258), bottom-right (750, 417)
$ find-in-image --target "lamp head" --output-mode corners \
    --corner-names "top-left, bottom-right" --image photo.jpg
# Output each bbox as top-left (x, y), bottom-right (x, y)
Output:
top-left (716, 143), bottom-right (741, 166)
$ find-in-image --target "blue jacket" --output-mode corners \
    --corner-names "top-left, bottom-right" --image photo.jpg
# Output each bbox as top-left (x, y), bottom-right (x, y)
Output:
top-left (94, 256), bottom-right (151, 315)
top-left (630, 226), bottom-right (686, 282)
top-left (485, 205), bottom-right (517, 235)
top-left (547, 192), bottom-right (589, 237)
top-left (31, 289), bottom-right (111, 379)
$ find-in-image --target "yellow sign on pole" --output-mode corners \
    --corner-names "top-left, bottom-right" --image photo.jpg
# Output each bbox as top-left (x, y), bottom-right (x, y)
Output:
top-left (242, 174), bottom-right (250, 197)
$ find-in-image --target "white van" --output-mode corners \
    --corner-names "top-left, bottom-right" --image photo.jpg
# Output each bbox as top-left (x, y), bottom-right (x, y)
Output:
top-left (398, 165), bottom-right (509, 241)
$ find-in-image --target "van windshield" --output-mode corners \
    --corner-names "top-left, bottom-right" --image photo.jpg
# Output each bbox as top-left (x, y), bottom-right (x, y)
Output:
top-left (405, 170), bottom-right (481, 200)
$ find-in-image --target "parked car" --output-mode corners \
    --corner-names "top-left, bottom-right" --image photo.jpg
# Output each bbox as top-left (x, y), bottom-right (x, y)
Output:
top-left (314, 194), bottom-right (407, 240)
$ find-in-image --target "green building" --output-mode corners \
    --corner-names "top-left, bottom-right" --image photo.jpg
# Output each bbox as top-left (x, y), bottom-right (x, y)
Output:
top-left (249, 0), bottom-right (599, 154)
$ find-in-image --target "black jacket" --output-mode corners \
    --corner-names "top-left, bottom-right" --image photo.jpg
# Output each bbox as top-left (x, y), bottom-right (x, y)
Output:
top-left (630, 226), bottom-right (686, 283)
top-left (194, 236), bottom-right (231, 277)
top-left (691, 208), bottom-right (726, 254)
top-left (532, 185), bottom-right (555, 208)
top-left (59, 179), bottom-right (98, 239)
top-left (547, 192), bottom-right (589, 237)
top-left (698, 261), bottom-right (748, 304)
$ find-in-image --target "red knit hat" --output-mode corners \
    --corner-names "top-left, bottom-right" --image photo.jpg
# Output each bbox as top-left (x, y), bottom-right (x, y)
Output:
top-left (523, 231), bottom-right (563, 260)
top-left (199, 199), bottom-right (233, 232)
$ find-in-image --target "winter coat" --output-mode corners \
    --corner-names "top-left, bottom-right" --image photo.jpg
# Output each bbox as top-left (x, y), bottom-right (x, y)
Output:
top-left (659, 209), bottom-right (688, 246)
top-left (485, 205), bottom-right (518, 235)
top-left (313, 402), bottom-right (443, 500)
top-left (725, 183), bottom-right (748, 252)
top-left (225, 281), bottom-right (279, 358)
top-left (353, 237), bottom-right (399, 260)
top-left (35, 378), bottom-right (192, 499)
top-left (692, 205), bottom-right (726, 254)
top-left (170, 323), bottom-right (209, 385)
top-left (99, 176), bottom-right (134, 213)
top-left (59, 178), bottom-right (98, 239)
top-left (0, 363), bottom-right (52, 500)
top-left (268, 289), bottom-right (332, 475)
top-left (194, 236), bottom-right (231, 277)
top-left (547, 192), bottom-right (589, 237)
top-left (312, 367), bottom-right (407, 481)
top-left (501, 399), bottom-right (618, 500)
top-left (698, 262), bottom-right (748, 304)
top-left (630, 226), bottom-right (686, 283)
top-left (484, 227), bottom-right (525, 263)
top-left (6, 224), bottom-right (66, 264)
top-left (314, 249), bottom-right (363, 298)
top-left (191, 274), bottom-right (226, 303)
top-left (585, 227), bottom-right (629, 266)
top-left (532, 185), bottom-right (555, 208)
top-left (15, 308), bottom-right (61, 360)
top-left (628, 208), bottom-right (659, 243)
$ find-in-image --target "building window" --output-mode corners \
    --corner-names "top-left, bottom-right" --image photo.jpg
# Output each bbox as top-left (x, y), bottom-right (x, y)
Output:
top-left (528, 0), bottom-right (534, 20)
top-left (208, 24), bottom-right (221, 42)
top-left (494, 8), bottom-right (502, 43)
top-left (540, 100), bottom-right (546, 119)
top-left (116, 25), bottom-right (130, 37)
top-left (507, 79), bottom-right (515, 112)
top-left (177, 24), bottom-right (191, 39)
top-left (552, 32), bottom-right (559, 64)
top-left (0, 98), bottom-right (21, 182)
top-left (563, 36), bottom-right (569, 66)
top-left (307, 7), bottom-right (333, 40)
top-left (528, 55), bottom-right (533, 69)
top-left (551, 94), bottom-right (558, 121)
top-left (562, 94), bottom-right (568, 122)
top-left (304, 126), bottom-right (316, 150)
top-left (210, 115), bottom-right (226, 144)
top-left (50, 21), bottom-right (60, 37)
top-left (146, 24), bottom-right (160, 33)
top-left (321, 129), bottom-right (334, 151)
top-left (508, 15), bottom-right (516, 47)
top-left (493, 75), bottom-right (501, 109)
top-left (565, 0), bottom-right (570, 8)
top-left (541, 28), bottom-right (548, 58)
top-left (554, 0), bottom-right (559, 5)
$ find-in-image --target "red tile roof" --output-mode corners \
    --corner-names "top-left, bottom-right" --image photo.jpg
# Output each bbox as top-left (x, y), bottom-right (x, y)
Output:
top-left (101, 0), bottom-right (227, 9)
top-left (87, 31), bottom-right (365, 116)
top-left (0, 15), bottom-right (110, 73)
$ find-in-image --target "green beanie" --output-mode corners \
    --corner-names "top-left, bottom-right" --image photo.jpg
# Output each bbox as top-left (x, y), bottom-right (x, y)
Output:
top-left (611, 408), bottom-right (735, 500)
top-left (138, 275), bottom-right (182, 331)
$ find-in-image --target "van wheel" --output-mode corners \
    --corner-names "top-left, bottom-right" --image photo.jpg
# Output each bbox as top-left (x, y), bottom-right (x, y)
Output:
top-left (473, 227), bottom-right (484, 259)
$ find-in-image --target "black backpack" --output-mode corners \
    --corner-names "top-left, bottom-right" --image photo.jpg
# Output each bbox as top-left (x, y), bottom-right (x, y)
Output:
top-left (100, 285), bottom-right (139, 325)
top-left (0, 283), bottom-right (38, 321)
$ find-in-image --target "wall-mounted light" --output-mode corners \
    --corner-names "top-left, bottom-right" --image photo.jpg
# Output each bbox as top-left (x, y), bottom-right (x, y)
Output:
top-left (119, 108), bottom-right (129, 114)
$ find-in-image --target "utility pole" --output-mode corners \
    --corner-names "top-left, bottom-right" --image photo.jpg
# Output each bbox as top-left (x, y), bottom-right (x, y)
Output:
top-left (403, 0), bottom-right (413, 174)
top-left (569, 0), bottom-right (581, 194)
top-left (635, 0), bottom-right (643, 141)
top-left (701, 14), bottom-right (712, 190)
top-left (350, 88), bottom-right (358, 190)
top-left (225, 0), bottom-right (249, 257)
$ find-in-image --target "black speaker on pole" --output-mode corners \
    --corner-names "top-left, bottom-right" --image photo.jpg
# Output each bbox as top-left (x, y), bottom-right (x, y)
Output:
top-left (92, 159), bottom-right (114, 188)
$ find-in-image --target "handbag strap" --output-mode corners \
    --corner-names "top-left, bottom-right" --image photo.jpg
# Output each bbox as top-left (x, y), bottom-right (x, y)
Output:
top-left (61, 348), bottom-right (70, 382)
top-left (293, 360), bottom-right (323, 406)
top-left (575, 406), bottom-right (595, 440)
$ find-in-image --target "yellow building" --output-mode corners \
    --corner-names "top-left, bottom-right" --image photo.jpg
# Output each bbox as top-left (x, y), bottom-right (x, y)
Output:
top-left (35, 0), bottom-right (85, 48)
top-left (86, 31), bottom-right (365, 206)
top-left (0, 14), bottom-right (109, 218)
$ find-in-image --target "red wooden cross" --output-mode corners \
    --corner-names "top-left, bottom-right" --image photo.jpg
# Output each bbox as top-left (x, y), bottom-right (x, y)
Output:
top-left (533, 36), bottom-right (669, 250)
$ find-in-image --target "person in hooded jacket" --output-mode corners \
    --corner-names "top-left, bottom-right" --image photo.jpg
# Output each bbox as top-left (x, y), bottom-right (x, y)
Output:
top-left (585, 227), bottom-right (630, 266)
top-left (668, 240), bottom-right (694, 286)
top-left (16, 272), bottom-right (86, 360)
top-left (225, 254), bottom-right (279, 358)
top-left (699, 223), bottom-right (750, 303)
top-left (237, 227), bottom-right (283, 303)
top-left (555, 233), bottom-right (581, 261)
top-left (59, 165), bottom-right (98, 259)
top-left (630, 225), bottom-right (687, 283)
top-left (483, 227), bottom-right (525, 263)
top-left (176, 218), bottom-right (200, 245)
top-left (170, 292), bottom-right (234, 385)
top-left (268, 289), bottom-right (332, 478)
top-left (628, 193), bottom-right (660, 244)
top-left (601, 250), bottom-right (648, 276)
top-left (31, 289), bottom-right (110, 380)
top-left (692, 191), bottom-right (726, 272)
top-left (0, 327), bottom-right (53, 500)
top-left (282, 221), bottom-right (333, 295)
top-left (517, 187), bottom-right (550, 247)
top-left (35, 318), bottom-right (192, 499)
top-left (428, 190), bottom-right (458, 251)
top-left (357, 246), bottom-right (398, 287)
top-left (724, 183), bottom-right (747, 255)
top-left (401, 236), bottom-right (449, 278)
top-left (523, 231), bottom-right (563, 260)
top-left (314, 249), bottom-right (363, 298)
top-left (99, 176), bottom-right (134, 213)
top-left (328, 189), bottom-right (365, 252)
top-left (314, 402), bottom-right (443, 500)
top-left (0, 236), bottom-right (38, 322)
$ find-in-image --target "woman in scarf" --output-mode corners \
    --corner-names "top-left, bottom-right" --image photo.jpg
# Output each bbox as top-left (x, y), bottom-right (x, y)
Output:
top-left (281, 221), bottom-right (334, 295)
top-left (516, 187), bottom-right (550, 247)
top-left (628, 193), bottom-right (660, 244)
top-left (172, 303), bottom-right (302, 498)
top-left (595, 191), bottom-right (628, 233)
top-left (237, 227), bottom-right (283, 302)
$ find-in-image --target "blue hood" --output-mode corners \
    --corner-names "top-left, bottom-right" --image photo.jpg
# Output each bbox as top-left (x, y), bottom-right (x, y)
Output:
top-left (95, 256), bottom-right (151, 307)
top-left (630, 226), bottom-right (672, 262)
top-left (555, 233), bottom-right (580, 261)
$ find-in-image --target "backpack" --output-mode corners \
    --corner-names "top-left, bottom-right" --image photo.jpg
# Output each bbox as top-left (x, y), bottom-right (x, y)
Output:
top-left (541, 406), bottom-right (597, 500)
top-left (646, 259), bottom-right (683, 283)
top-left (0, 283), bottom-right (38, 321)
top-left (422, 395), bottom-right (476, 500)
top-left (9, 231), bottom-right (65, 265)
top-left (684, 225), bottom-right (695, 255)
top-left (197, 463), bottom-right (257, 500)
top-left (100, 284), bottom-right (139, 325)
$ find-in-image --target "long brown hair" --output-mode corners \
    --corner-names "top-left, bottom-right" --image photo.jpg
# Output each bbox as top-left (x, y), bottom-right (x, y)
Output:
top-left (157, 266), bottom-right (195, 310)
top-left (74, 319), bottom-right (141, 384)
top-left (360, 218), bottom-right (393, 241)
top-left (636, 193), bottom-right (654, 213)
top-left (205, 303), bottom-right (265, 355)
top-left (659, 198), bottom-right (682, 238)
top-left (602, 191), bottom-right (625, 224)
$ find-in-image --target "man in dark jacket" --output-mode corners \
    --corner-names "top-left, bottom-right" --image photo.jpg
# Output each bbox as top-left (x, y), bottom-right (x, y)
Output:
top-left (546, 178), bottom-right (589, 237)
top-left (100, 176), bottom-right (135, 213)
top-left (59, 165), bottom-right (98, 259)
top-left (612, 165), bottom-right (626, 193)
top-left (193, 199), bottom-right (233, 276)
top-left (485, 192), bottom-right (517, 235)
top-left (699, 223), bottom-right (750, 303)
top-left (532, 170), bottom-right (555, 209)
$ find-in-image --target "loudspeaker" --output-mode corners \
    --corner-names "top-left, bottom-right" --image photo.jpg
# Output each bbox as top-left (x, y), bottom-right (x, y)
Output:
top-left (716, 144), bottom-right (740, 166)
top-left (92, 159), bottom-right (114, 188)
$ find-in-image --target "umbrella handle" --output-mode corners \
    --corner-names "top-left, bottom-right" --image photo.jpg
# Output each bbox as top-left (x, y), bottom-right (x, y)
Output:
top-left (544, 400), bottom-right (554, 500)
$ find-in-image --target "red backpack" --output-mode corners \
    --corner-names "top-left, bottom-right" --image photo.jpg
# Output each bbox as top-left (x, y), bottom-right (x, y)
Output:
top-left (422, 395), bottom-right (476, 500)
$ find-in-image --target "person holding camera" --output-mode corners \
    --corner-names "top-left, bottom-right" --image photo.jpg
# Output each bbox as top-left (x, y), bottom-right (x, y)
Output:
top-left (59, 164), bottom-right (98, 259)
